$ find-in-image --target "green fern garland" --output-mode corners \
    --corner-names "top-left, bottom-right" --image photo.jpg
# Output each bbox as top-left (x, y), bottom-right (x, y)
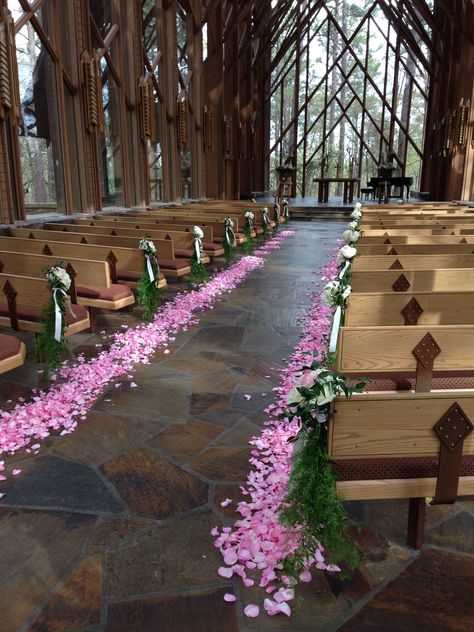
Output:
top-left (35, 268), bottom-right (69, 375)
top-left (222, 237), bottom-right (236, 262)
top-left (136, 266), bottom-right (162, 321)
top-left (280, 426), bottom-right (360, 578)
top-left (190, 260), bottom-right (208, 284)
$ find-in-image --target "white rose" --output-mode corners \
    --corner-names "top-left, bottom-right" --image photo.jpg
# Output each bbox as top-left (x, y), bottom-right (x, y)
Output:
top-left (341, 285), bottom-right (352, 300)
top-left (287, 385), bottom-right (305, 406)
top-left (316, 382), bottom-right (336, 406)
top-left (354, 202), bottom-right (362, 209)
top-left (348, 221), bottom-right (358, 230)
top-left (245, 211), bottom-right (255, 220)
top-left (351, 209), bottom-right (362, 220)
top-left (338, 245), bottom-right (357, 262)
top-left (223, 217), bottom-right (234, 227)
top-left (193, 226), bottom-right (204, 239)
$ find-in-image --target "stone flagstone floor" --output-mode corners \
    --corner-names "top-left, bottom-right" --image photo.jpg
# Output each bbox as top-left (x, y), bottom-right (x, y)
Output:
top-left (0, 221), bottom-right (473, 632)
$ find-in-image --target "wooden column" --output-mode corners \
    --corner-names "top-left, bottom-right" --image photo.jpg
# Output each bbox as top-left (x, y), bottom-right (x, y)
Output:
top-left (187, 0), bottom-right (204, 199)
top-left (202, 1), bottom-right (224, 199)
top-left (158, 0), bottom-right (181, 202)
top-left (222, 4), bottom-right (240, 200)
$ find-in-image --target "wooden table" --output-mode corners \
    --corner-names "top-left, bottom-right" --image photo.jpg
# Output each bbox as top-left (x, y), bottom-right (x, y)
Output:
top-left (313, 178), bottom-right (360, 203)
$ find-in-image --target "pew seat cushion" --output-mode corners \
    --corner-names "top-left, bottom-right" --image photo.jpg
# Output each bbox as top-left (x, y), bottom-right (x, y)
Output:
top-left (0, 333), bottom-right (22, 361)
top-left (203, 242), bottom-right (222, 252)
top-left (0, 302), bottom-right (88, 324)
top-left (118, 264), bottom-right (184, 282)
top-left (174, 249), bottom-right (194, 258)
top-left (333, 455), bottom-right (474, 481)
top-left (76, 284), bottom-right (133, 301)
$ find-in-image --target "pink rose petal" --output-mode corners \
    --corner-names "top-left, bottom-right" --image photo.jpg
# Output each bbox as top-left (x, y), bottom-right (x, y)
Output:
top-left (244, 604), bottom-right (259, 618)
top-left (224, 593), bottom-right (236, 602)
top-left (220, 498), bottom-right (232, 507)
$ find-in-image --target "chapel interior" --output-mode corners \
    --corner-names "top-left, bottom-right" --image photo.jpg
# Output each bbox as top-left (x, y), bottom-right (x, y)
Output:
top-left (0, 1), bottom-right (473, 631)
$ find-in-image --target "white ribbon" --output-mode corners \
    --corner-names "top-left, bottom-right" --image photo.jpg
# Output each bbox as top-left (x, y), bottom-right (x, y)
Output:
top-left (52, 288), bottom-right (76, 342)
top-left (225, 224), bottom-right (236, 247)
top-left (329, 306), bottom-right (342, 354)
top-left (283, 202), bottom-right (289, 218)
top-left (145, 254), bottom-right (155, 282)
top-left (338, 261), bottom-right (351, 280)
top-left (262, 209), bottom-right (269, 226)
top-left (194, 237), bottom-right (203, 264)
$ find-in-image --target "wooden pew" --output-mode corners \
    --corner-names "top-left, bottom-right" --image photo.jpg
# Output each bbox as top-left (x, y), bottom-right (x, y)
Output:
top-left (345, 292), bottom-right (474, 327)
top-left (0, 235), bottom-right (166, 287)
top-left (40, 224), bottom-right (213, 263)
top-left (68, 219), bottom-right (225, 256)
top-left (0, 251), bottom-right (135, 328)
top-left (9, 229), bottom-right (191, 280)
top-left (0, 273), bottom-right (90, 335)
top-left (99, 213), bottom-right (247, 244)
top-left (352, 254), bottom-right (474, 271)
top-left (350, 268), bottom-right (474, 293)
top-left (356, 244), bottom-right (474, 255)
top-left (358, 235), bottom-right (474, 245)
top-left (0, 333), bottom-right (26, 374)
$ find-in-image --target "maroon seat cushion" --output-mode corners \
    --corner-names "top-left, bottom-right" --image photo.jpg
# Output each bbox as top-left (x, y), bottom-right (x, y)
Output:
top-left (203, 242), bottom-right (223, 252)
top-left (76, 284), bottom-right (133, 301)
top-left (0, 333), bottom-right (22, 361)
top-left (157, 258), bottom-right (191, 270)
top-left (174, 248), bottom-right (194, 258)
top-left (0, 302), bottom-right (88, 324)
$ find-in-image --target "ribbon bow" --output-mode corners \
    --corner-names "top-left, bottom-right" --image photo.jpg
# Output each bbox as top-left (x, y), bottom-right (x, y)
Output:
top-left (224, 220), bottom-right (236, 247)
top-left (145, 253), bottom-right (159, 282)
top-left (52, 288), bottom-right (76, 342)
top-left (194, 235), bottom-right (203, 264)
top-left (262, 208), bottom-right (269, 226)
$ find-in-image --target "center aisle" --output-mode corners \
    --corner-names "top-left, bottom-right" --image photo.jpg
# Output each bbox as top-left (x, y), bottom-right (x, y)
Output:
top-left (0, 221), bottom-right (342, 631)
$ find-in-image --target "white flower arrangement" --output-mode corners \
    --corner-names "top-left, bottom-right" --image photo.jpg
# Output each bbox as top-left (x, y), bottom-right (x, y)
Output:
top-left (337, 244), bottom-right (357, 263)
top-left (354, 202), bottom-right (362, 210)
top-left (138, 237), bottom-right (156, 255)
top-left (348, 220), bottom-right (359, 230)
top-left (351, 208), bottom-right (362, 220)
top-left (321, 279), bottom-right (351, 307)
top-left (46, 265), bottom-right (71, 291)
top-left (192, 225), bottom-right (204, 239)
top-left (223, 217), bottom-right (234, 228)
top-left (244, 211), bottom-right (255, 221)
top-left (342, 229), bottom-right (360, 244)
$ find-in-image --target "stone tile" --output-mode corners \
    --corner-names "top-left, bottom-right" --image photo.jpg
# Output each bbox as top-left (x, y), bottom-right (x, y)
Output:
top-left (214, 420), bottom-right (261, 447)
top-left (105, 588), bottom-right (239, 632)
top-left (239, 572), bottom-right (349, 631)
top-left (159, 350), bottom-right (230, 376)
top-left (94, 374), bottom-right (193, 423)
top-left (0, 455), bottom-right (125, 514)
top-left (186, 446), bottom-right (251, 482)
top-left (195, 408), bottom-right (250, 429)
top-left (51, 411), bottom-right (164, 466)
top-left (213, 483), bottom-right (247, 519)
top-left (184, 325), bottom-right (245, 352)
top-left (337, 549), bottom-right (474, 632)
top-left (190, 392), bottom-right (231, 415)
top-left (100, 447), bottom-right (208, 519)
top-left (29, 554), bottom-right (102, 632)
top-left (107, 510), bottom-right (224, 598)
top-left (0, 508), bottom-right (95, 631)
top-left (149, 419), bottom-right (224, 461)
top-left (426, 510), bottom-right (474, 554)
top-left (87, 517), bottom-right (154, 553)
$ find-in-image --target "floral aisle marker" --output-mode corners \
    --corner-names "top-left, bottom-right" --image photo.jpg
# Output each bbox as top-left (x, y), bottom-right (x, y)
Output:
top-left (222, 217), bottom-right (237, 262)
top-left (282, 198), bottom-right (290, 223)
top-left (261, 207), bottom-right (270, 237)
top-left (0, 229), bottom-right (295, 490)
top-left (190, 225), bottom-right (208, 284)
top-left (35, 264), bottom-right (73, 374)
top-left (213, 204), bottom-right (369, 618)
top-left (273, 202), bottom-right (281, 230)
top-left (136, 236), bottom-right (162, 321)
top-left (243, 210), bottom-right (255, 253)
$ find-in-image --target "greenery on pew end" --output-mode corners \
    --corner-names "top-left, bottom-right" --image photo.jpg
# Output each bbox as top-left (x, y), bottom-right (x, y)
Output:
top-left (137, 237), bottom-right (162, 321)
top-left (261, 207), bottom-right (270, 237)
top-left (243, 210), bottom-right (255, 253)
top-left (190, 226), bottom-right (209, 285)
top-left (279, 357), bottom-right (370, 578)
top-left (35, 263), bottom-right (70, 374)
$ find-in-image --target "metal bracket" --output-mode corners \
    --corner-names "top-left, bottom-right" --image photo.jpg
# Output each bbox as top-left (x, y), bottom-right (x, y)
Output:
top-left (402, 297), bottom-right (423, 325)
top-left (392, 273), bottom-right (411, 292)
top-left (389, 258), bottom-right (404, 270)
top-left (432, 403), bottom-right (473, 504)
top-left (412, 332), bottom-right (441, 392)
